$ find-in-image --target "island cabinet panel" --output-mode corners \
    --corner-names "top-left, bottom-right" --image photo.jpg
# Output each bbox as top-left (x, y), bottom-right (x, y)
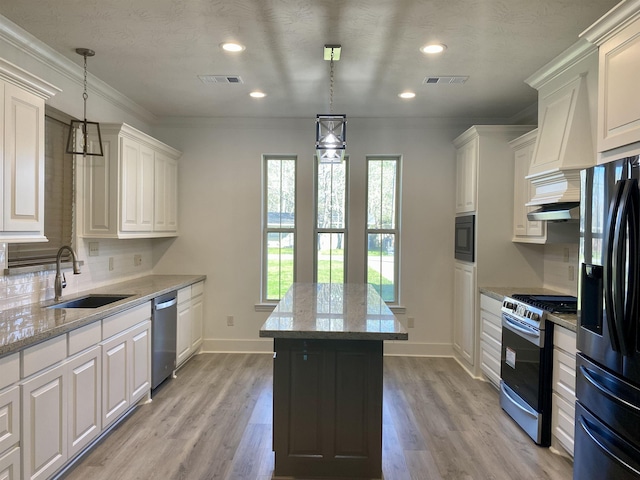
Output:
top-left (273, 338), bottom-right (382, 478)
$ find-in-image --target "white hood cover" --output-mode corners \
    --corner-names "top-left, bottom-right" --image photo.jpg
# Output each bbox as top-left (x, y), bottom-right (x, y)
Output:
top-left (526, 72), bottom-right (594, 206)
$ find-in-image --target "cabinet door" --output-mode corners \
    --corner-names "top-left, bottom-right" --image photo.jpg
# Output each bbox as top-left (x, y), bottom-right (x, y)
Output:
top-left (455, 138), bottom-right (478, 213)
top-left (598, 16), bottom-right (640, 153)
top-left (67, 346), bottom-right (101, 459)
top-left (0, 447), bottom-right (20, 480)
top-left (130, 322), bottom-right (151, 404)
top-left (120, 137), bottom-right (141, 231)
top-left (2, 82), bottom-right (45, 236)
top-left (0, 386), bottom-right (19, 455)
top-left (453, 262), bottom-right (476, 366)
top-left (139, 145), bottom-right (154, 230)
top-left (84, 138), bottom-right (116, 236)
top-left (22, 364), bottom-right (67, 480)
top-left (513, 140), bottom-right (545, 240)
top-left (154, 152), bottom-right (178, 232)
top-left (176, 301), bottom-right (192, 366)
top-left (102, 332), bottom-right (129, 428)
top-left (191, 294), bottom-right (203, 350)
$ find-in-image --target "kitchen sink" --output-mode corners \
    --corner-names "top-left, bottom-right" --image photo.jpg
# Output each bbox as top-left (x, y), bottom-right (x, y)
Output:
top-left (48, 294), bottom-right (133, 309)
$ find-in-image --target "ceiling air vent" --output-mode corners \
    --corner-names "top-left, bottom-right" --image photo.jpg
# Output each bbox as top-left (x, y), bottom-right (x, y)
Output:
top-left (198, 75), bottom-right (244, 84)
top-left (423, 76), bottom-right (469, 85)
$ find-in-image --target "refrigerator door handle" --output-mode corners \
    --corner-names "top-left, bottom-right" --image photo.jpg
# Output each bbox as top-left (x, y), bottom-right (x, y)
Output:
top-left (577, 414), bottom-right (640, 476)
top-left (579, 364), bottom-right (640, 413)
top-left (605, 179), bottom-right (625, 352)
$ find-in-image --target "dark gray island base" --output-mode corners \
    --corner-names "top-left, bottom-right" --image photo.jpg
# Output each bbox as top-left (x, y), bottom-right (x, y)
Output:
top-left (260, 283), bottom-right (408, 478)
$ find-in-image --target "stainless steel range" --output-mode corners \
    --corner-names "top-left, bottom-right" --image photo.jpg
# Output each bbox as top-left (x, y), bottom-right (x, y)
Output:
top-left (499, 294), bottom-right (577, 446)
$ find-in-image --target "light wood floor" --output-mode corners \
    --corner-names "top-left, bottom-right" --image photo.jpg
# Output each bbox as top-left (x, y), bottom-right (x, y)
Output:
top-left (62, 354), bottom-right (573, 480)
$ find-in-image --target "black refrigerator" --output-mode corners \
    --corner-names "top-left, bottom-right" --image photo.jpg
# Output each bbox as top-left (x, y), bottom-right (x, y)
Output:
top-left (577, 156), bottom-right (640, 479)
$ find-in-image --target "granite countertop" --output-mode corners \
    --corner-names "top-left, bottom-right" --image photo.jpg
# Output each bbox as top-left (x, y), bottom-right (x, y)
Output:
top-left (479, 286), bottom-right (577, 332)
top-left (260, 283), bottom-right (408, 341)
top-left (0, 274), bottom-right (206, 357)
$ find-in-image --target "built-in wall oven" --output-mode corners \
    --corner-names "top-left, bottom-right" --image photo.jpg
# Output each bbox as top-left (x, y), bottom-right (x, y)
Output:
top-left (454, 214), bottom-right (475, 262)
top-left (499, 294), bottom-right (576, 445)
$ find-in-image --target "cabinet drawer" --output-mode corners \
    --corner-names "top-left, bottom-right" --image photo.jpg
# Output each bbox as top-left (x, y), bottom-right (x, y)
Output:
top-left (554, 326), bottom-right (577, 355)
top-left (0, 446), bottom-right (20, 480)
top-left (553, 347), bottom-right (576, 403)
top-left (102, 302), bottom-right (151, 340)
top-left (177, 286), bottom-right (191, 305)
top-left (68, 321), bottom-right (102, 356)
top-left (0, 354), bottom-right (19, 390)
top-left (552, 392), bottom-right (575, 457)
top-left (480, 341), bottom-right (501, 388)
top-left (480, 313), bottom-right (502, 344)
top-left (22, 335), bottom-right (66, 378)
top-left (191, 281), bottom-right (204, 297)
top-left (0, 386), bottom-right (20, 455)
top-left (480, 294), bottom-right (502, 317)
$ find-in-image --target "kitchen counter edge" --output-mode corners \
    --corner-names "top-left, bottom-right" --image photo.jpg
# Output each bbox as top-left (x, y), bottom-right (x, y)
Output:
top-left (479, 286), bottom-right (577, 332)
top-left (0, 274), bottom-right (206, 358)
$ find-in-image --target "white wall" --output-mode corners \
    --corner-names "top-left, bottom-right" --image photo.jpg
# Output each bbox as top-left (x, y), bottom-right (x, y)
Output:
top-left (151, 117), bottom-right (463, 355)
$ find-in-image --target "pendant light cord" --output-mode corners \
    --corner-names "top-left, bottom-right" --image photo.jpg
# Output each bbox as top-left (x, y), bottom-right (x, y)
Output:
top-left (82, 54), bottom-right (88, 123)
top-left (329, 49), bottom-right (334, 114)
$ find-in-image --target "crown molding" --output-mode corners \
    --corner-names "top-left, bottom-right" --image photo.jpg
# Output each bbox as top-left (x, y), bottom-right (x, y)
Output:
top-left (0, 57), bottom-right (60, 99)
top-left (525, 38), bottom-right (597, 90)
top-left (581, 0), bottom-right (640, 45)
top-left (0, 14), bottom-right (157, 124)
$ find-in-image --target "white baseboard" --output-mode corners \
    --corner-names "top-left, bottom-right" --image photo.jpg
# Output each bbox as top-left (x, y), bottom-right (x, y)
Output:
top-left (202, 338), bottom-right (455, 357)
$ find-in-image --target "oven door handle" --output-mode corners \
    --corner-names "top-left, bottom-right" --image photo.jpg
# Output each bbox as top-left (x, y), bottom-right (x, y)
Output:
top-left (500, 382), bottom-right (537, 418)
top-left (502, 316), bottom-right (540, 339)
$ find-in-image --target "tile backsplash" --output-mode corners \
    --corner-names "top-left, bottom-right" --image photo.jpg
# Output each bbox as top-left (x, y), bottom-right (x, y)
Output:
top-left (0, 238), bottom-right (154, 311)
top-left (543, 243), bottom-right (579, 296)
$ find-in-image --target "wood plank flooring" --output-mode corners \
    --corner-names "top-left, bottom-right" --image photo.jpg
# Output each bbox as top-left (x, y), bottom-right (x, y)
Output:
top-left (61, 354), bottom-right (573, 480)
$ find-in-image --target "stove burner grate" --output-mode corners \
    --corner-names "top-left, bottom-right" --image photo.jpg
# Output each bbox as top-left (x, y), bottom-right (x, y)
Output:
top-left (511, 294), bottom-right (577, 314)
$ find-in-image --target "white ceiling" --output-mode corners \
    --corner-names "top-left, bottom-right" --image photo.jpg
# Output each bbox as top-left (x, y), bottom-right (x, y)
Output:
top-left (0, 0), bottom-right (621, 119)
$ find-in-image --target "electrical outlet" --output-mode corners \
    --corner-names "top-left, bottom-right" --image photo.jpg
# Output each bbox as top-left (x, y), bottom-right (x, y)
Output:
top-left (89, 241), bottom-right (99, 257)
top-left (134, 254), bottom-right (142, 266)
top-left (108, 257), bottom-right (114, 271)
top-left (568, 265), bottom-right (575, 281)
top-left (227, 315), bottom-right (234, 326)
top-left (407, 317), bottom-right (415, 328)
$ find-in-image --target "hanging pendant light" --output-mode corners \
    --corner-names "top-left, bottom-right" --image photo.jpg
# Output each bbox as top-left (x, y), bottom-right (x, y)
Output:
top-left (316, 45), bottom-right (346, 164)
top-left (66, 48), bottom-right (104, 157)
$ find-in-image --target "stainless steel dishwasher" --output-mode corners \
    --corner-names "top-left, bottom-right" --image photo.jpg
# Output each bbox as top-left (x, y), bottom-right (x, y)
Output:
top-left (151, 290), bottom-right (177, 391)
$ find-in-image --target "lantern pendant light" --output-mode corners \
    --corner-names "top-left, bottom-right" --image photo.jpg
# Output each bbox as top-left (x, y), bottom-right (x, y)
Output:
top-left (316, 45), bottom-right (346, 164)
top-left (66, 48), bottom-right (104, 157)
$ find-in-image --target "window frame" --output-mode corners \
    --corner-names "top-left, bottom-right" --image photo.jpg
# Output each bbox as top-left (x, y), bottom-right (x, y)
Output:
top-left (313, 155), bottom-right (349, 284)
top-left (365, 155), bottom-right (401, 304)
top-left (262, 155), bottom-right (297, 302)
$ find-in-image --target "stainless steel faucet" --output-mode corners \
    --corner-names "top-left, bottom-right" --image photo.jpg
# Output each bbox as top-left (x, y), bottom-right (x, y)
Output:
top-left (55, 245), bottom-right (81, 301)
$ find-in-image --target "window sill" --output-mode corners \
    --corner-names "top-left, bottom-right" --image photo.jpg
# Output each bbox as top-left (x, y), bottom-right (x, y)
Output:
top-left (255, 302), bottom-right (406, 314)
top-left (5, 260), bottom-right (85, 276)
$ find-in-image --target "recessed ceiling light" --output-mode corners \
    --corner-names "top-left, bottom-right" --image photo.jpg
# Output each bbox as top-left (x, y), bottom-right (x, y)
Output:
top-left (250, 91), bottom-right (266, 98)
top-left (420, 43), bottom-right (447, 54)
top-left (398, 92), bottom-right (416, 99)
top-left (220, 42), bottom-right (245, 52)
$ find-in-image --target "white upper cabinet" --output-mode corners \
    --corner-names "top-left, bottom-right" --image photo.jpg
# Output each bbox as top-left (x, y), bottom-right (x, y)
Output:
top-left (83, 123), bottom-right (181, 238)
top-left (455, 136), bottom-right (478, 213)
top-left (582, 2), bottom-right (640, 160)
top-left (511, 129), bottom-right (546, 243)
top-left (0, 58), bottom-right (60, 243)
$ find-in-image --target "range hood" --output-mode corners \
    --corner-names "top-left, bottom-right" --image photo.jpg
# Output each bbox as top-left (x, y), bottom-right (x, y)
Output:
top-left (527, 202), bottom-right (580, 222)
top-left (524, 43), bottom-right (596, 214)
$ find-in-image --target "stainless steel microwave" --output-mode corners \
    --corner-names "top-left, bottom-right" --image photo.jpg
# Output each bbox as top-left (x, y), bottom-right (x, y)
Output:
top-left (455, 215), bottom-right (475, 262)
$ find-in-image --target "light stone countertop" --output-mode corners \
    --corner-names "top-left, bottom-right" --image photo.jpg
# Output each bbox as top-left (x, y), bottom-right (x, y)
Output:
top-left (480, 286), bottom-right (577, 332)
top-left (260, 283), bottom-right (408, 341)
top-left (0, 274), bottom-right (205, 357)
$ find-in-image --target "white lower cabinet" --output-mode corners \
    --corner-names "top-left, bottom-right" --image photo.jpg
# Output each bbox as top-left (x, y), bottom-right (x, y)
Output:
top-left (0, 386), bottom-right (19, 459)
top-left (21, 363), bottom-right (67, 480)
top-left (453, 261), bottom-right (476, 367)
top-left (552, 326), bottom-right (577, 457)
top-left (0, 447), bottom-right (20, 480)
top-left (67, 346), bottom-right (101, 459)
top-left (177, 281), bottom-right (205, 368)
top-left (479, 294), bottom-right (502, 388)
top-left (101, 320), bottom-right (151, 429)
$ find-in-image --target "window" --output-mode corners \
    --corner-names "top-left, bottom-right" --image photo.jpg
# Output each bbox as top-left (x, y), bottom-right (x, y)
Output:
top-left (315, 157), bottom-right (348, 283)
top-left (263, 156), bottom-right (296, 301)
top-left (366, 156), bottom-right (400, 303)
top-left (8, 111), bottom-right (74, 268)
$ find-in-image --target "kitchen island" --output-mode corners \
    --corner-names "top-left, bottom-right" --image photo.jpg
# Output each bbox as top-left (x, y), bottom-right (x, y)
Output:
top-left (260, 283), bottom-right (408, 478)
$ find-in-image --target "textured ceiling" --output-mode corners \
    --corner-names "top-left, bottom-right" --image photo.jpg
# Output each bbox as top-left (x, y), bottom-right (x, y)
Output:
top-left (0, 0), bottom-right (621, 119)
